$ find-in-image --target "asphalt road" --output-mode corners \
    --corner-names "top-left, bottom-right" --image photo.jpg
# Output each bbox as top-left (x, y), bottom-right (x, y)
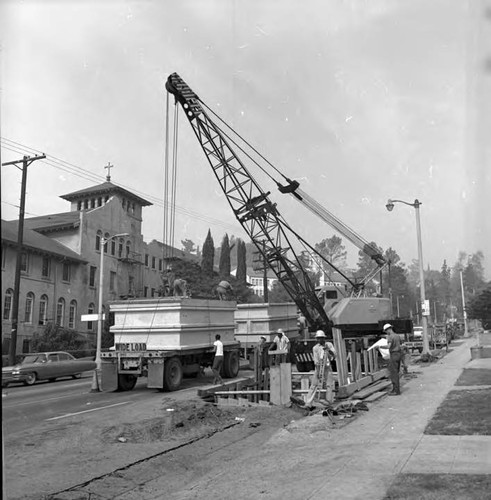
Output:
top-left (2, 367), bottom-right (253, 435)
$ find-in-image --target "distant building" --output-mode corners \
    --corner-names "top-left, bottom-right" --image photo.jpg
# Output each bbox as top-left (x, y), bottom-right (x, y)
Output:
top-left (231, 267), bottom-right (277, 297)
top-left (1, 178), bottom-right (196, 355)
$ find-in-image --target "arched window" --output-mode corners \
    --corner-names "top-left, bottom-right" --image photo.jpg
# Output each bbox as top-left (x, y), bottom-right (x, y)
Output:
top-left (98, 197), bottom-right (102, 207)
top-left (111, 239), bottom-right (116, 256)
top-left (39, 295), bottom-right (48, 326)
top-left (24, 292), bottom-right (34, 324)
top-left (3, 288), bottom-right (13, 320)
top-left (126, 241), bottom-right (131, 258)
top-left (104, 232), bottom-right (110, 253)
top-left (84, 199), bottom-right (89, 209)
top-left (77, 201), bottom-right (82, 211)
top-left (118, 238), bottom-right (123, 258)
top-left (69, 300), bottom-right (77, 329)
top-left (87, 303), bottom-right (95, 331)
top-left (56, 298), bottom-right (65, 326)
top-left (96, 230), bottom-right (102, 251)
top-left (91, 198), bottom-right (96, 208)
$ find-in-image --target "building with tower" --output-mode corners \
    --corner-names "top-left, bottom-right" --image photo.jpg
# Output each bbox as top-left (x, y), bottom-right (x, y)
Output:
top-left (1, 174), bottom-right (194, 356)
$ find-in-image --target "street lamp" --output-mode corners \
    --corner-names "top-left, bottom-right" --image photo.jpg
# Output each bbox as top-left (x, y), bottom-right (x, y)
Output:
top-left (91, 232), bottom-right (129, 392)
top-left (386, 199), bottom-right (430, 356)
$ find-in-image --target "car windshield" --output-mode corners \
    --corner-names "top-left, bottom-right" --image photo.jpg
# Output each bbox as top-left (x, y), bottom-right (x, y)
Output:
top-left (21, 355), bottom-right (46, 364)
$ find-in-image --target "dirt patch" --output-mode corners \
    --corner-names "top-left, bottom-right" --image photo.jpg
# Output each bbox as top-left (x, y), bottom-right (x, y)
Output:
top-left (383, 473), bottom-right (491, 499)
top-left (425, 389), bottom-right (491, 435)
top-left (100, 401), bottom-right (244, 444)
top-left (455, 368), bottom-right (491, 386)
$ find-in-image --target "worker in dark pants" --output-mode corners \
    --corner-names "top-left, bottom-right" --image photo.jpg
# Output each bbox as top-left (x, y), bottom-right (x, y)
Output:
top-left (383, 323), bottom-right (401, 395)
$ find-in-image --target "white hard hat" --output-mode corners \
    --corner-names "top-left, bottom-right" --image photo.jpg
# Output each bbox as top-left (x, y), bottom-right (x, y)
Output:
top-left (315, 330), bottom-right (326, 338)
top-left (383, 323), bottom-right (393, 331)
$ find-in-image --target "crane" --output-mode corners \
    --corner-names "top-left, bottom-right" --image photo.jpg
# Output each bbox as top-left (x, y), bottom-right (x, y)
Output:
top-left (165, 72), bottom-right (390, 335)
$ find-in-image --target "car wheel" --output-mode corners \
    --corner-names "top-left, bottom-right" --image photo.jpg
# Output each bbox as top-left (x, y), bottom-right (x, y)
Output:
top-left (24, 373), bottom-right (37, 386)
top-left (72, 373), bottom-right (82, 380)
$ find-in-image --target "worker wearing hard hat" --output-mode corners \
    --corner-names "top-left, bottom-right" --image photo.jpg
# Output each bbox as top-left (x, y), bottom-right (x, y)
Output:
top-left (312, 330), bottom-right (336, 403)
top-left (383, 323), bottom-right (401, 396)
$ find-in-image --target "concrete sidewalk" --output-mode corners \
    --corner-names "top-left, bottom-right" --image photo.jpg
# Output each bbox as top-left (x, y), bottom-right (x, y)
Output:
top-left (129, 333), bottom-right (490, 500)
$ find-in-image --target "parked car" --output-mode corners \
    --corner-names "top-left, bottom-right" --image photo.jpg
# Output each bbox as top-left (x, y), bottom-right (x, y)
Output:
top-left (2, 351), bottom-right (96, 387)
top-left (413, 326), bottom-right (423, 340)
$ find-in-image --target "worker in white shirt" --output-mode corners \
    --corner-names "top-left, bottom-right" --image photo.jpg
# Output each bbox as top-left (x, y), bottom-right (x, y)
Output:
top-left (212, 334), bottom-right (224, 385)
top-left (312, 330), bottom-right (336, 404)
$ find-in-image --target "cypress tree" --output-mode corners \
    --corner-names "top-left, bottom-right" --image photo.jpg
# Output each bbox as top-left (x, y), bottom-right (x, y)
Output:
top-left (236, 240), bottom-right (247, 282)
top-left (201, 229), bottom-right (215, 275)
top-left (219, 234), bottom-right (231, 277)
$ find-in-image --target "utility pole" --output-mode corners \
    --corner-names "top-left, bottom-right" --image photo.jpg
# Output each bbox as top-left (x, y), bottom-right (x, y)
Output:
top-left (2, 154), bottom-right (46, 366)
top-left (460, 269), bottom-right (469, 338)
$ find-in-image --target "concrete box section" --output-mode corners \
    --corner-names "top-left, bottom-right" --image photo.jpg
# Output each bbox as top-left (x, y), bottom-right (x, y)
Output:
top-left (234, 302), bottom-right (298, 348)
top-left (328, 297), bottom-right (391, 326)
top-left (109, 298), bottom-right (237, 350)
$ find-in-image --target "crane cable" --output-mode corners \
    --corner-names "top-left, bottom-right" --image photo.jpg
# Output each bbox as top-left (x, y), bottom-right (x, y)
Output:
top-left (163, 92), bottom-right (180, 263)
top-left (201, 101), bottom-right (383, 263)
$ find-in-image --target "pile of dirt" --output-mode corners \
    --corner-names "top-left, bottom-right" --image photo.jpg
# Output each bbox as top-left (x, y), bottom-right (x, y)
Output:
top-left (100, 398), bottom-right (307, 445)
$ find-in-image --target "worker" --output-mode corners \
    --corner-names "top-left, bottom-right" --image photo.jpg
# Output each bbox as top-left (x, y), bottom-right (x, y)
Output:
top-left (255, 336), bottom-right (268, 370)
top-left (297, 311), bottom-right (308, 339)
top-left (216, 280), bottom-right (233, 301)
top-left (173, 278), bottom-right (188, 297)
top-left (383, 323), bottom-right (402, 395)
top-left (312, 330), bottom-right (336, 404)
top-left (369, 334), bottom-right (409, 375)
top-left (212, 334), bottom-right (224, 385)
top-left (270, 329), bottom-right (290, 365)
top-left (271, 329), bottom-right (290, 351)
top-left (162, 267), bottom-right (176, 296)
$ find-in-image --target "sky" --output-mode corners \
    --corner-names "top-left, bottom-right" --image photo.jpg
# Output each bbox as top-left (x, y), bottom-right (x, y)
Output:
top-left (1, 0), bottom-right (490, 278)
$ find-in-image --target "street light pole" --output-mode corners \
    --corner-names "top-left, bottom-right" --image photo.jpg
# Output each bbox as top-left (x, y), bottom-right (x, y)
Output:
top-left (386, 198), bottom-right (430, 356)
top-left (459, 269), bottom-right (469, 338)
top-left (91, 232), bottom-right (129, 392)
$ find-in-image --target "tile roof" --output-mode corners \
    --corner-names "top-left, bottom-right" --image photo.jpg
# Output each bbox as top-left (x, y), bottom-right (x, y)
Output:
top-left (22, 211), bottom-right (81, 233)
top-left (61, 181), bottom-right (152, 206)
top-left (1, 220), bottom-right (86, 263)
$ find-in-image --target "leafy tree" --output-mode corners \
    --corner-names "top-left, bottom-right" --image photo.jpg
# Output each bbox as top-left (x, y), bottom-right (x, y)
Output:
top-left (314, 236), bottom-right (347, 272)
top-left (467, 281), bottom-right (491, 329)
top-left (464, 251), bottom-right (486, 295)
top-left (236, 240), bottom-right (247, 283)
top-left (219, 234), bottom-right (231, 277)
top-left (181, 239), bottom-right (197, 254)
top-left (354, 241), bottom-right (384, 294)
top-left (201, 229), bottom-right (215, 275)
top-left (31, 323), bottom-right (88, 352)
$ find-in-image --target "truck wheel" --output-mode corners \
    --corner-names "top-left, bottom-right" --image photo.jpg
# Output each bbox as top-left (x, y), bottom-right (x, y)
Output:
top-left (117, 374), bottom-right (137, 391)
top-left (163, 357), bottom-right (183, 391)
top-left (223, 351), bottom-right (239, 378)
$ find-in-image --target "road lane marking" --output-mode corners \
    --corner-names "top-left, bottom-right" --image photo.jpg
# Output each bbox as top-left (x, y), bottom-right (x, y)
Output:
top-left (46, 401), bottom-right (130, 421)
top-left (3, 392), bottom-right (90, 408)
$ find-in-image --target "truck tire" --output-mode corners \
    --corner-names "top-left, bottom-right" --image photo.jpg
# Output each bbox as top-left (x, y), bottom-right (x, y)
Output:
top-left (163, 357), bottom-right (183, 391)
top-left (223, 351), bottom-right (239, 378)
top-left (117, 374), bottom-right (137, 391)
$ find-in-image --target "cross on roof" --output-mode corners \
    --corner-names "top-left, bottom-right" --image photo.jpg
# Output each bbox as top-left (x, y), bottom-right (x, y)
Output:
top-left (105, 162), bottom-right (113, 181)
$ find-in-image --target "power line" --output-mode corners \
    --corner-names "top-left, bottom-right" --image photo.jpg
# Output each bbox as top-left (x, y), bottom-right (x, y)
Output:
top-left (1, 137), bottom-right (240, 233)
